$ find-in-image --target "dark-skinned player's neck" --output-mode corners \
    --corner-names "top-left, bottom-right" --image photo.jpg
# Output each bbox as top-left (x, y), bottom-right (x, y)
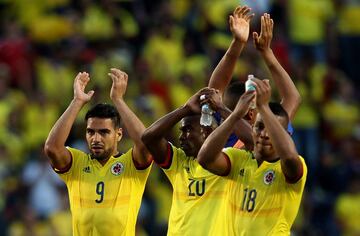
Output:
top-left (186, 152), bottom-right (197, 159)
top-left (254, 152), bottom-right (279, 167)
top-left (193, 149), bottom-right (201, 159)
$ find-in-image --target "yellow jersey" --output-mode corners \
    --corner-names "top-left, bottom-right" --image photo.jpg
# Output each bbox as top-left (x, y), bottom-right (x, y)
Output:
top-left (56, 147), bottom-right (152, 236)
top-left (162, 143), bottom-right (228, 236)
top-left (222, 148), bottom-right (307, 235)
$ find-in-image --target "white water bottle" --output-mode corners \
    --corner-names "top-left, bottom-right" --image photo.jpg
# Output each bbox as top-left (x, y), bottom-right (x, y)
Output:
top-left (245, 74), bottom-right (256, 91)
top-left (200, 103), bottom-right (213, 126)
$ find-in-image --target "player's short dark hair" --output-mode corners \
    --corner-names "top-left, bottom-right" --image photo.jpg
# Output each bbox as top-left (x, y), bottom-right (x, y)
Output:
top-left (224, 80), bottom-right (246, 110)
top-left (269, 102), bottom-right (289, 124)
top-left (85, 103), bottom-right (121, 128)
top-left (225, 80), bottom-right (246, 97)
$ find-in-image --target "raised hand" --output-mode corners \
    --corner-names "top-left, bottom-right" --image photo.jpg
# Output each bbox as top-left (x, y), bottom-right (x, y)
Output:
top-left (185, 87), bottom-right (217, 115)
top-left (199, 89), bottom-right (223, 112)
top-left (230, 5), bottom-right (254, 43)
top-left (253, 13), bottom-right (273, 51)
top-left (73, 72), bottom-right (94, 103)
top-left (233, 90), bottom-right (256, 119)
top-left (109, 68), bottom-right (128, 101)
top-left (252, 78), bottom-right (271, 107)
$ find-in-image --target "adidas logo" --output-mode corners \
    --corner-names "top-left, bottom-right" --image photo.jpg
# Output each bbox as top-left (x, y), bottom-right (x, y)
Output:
top-left (83, 166), bottom-right (91, 173)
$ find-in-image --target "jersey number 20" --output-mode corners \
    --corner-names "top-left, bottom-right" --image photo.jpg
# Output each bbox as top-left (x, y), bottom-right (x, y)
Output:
top-left (188, 178), bottom-right (205, 196)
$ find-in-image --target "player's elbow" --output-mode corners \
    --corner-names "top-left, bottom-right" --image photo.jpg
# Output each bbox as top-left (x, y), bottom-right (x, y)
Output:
top-left (44, 139), bottom-right (60, 159)
top-left (141, 130), bottom-right (153, 147)
top-left (197, 150), bottom-right (210, 169)
top-left (294, 93), bottom-right (302, 110)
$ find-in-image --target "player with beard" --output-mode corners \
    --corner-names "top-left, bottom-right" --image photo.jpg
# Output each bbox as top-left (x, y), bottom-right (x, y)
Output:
top-left (44, 69), bottom-right (152, 236)
top-left (198, 78), bottom-right (307, 235)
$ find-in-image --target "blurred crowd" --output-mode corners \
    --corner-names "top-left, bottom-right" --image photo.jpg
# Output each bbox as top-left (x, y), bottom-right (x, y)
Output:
top-left (0, 0), bottom-right (359, 235)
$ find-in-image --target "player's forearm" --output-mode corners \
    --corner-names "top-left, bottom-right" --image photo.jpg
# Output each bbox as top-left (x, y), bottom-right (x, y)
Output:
top-left (261, 49), bottom-right (301, 120)
top-left (233, 118), bottom-right (253, 150)
top-left (199, 113), bottom-right (238, 163)
top-left (208, 39), bottom-right (245, 94)
top-left (45, 99), bottom-right (85, 150)
top-left (143, 105), bottom-right (191, 141)
top-left (257, 104), bottom-right (300, 176)
top-left (112, 98), bottom-right (146, 146)
top-left (217, 105), bottom-right (232, 120)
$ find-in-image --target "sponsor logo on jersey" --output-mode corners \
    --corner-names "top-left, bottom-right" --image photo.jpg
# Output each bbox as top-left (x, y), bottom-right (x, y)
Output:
top-left (83, 166), bottom-right (91, 173)
top-left (111, 162), bottom-right (124, 176)
top-left (263, 169), bottom-right (275, 185)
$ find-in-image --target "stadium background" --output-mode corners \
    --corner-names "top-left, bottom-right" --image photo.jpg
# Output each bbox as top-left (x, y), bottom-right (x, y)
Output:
top-left (0, 0), bottom-right (359, 235)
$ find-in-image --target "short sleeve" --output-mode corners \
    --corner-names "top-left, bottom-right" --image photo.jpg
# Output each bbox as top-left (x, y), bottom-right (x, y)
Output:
top-left (55, 147), bottom-right (85, 183)
top-left (162, 143), bottom-right (187, 184)
top-left (222, 147), bottom-right (250, 179)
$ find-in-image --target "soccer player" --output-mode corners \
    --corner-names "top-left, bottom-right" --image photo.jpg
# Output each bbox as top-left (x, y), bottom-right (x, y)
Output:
top-left (208, 12), bottom-right (300, 147)
top-left (142, 86), bottom-right (249, 235)
top-left (141, 7), bottom-right (254, 234)
top-left (198, 78), bottom-right (307, 235)
top-left (44, 69), bottom-right (152, 236)
top-left (207, 5), bottom-right (254, 149)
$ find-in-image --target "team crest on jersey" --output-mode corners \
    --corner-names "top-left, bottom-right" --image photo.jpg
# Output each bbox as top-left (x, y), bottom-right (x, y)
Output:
top-left (263, 169), bottom-right (275, 185)
top-left (111, 162), bottom-right (124, 176)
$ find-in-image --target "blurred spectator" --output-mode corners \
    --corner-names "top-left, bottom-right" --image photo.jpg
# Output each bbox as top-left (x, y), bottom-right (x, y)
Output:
top-left (335, 172), bottom-right (360, 236)
top-left (288, 0), bottom-right (334, 64)
top-left (21, 149), bottom-right (64, 219)
top-left (48, 187), bottom-right (72, 236)
top-left (291, 56), bottom-right (321, 187)
top-left (335, 0), bottom-right (360, 90)
top-left (0, 21), bottom-right (34, 94)
top-left (323, 76), bottom-right (359, 142)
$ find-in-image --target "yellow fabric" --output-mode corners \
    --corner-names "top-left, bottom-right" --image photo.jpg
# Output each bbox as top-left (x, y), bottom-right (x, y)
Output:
top-left (201, 0), bottom-right (238, 29)
top-left (11, 0), bottom-right (73, 43)
top-left (335, 193), bottom-right (360, 236)
top-left (289, 0), bottom-right (334, 44)
top-left (292, 81), bottom-right (319, 128)
top-left (118, 8), bottom-right (139, 38)
top-left (169, 0), bottom-right (191, 20)
top-left (81, 5), bottom-right (115, 40)
top-left (58, 147), bottom-right (152, 236)
top-left (22, 101), bottom-right (58, 150)
top-left (222, 148), bottom-right (307, 235)
top-left (142, 33), bottom-right (184, 82)
top-left (29, 15), bottom-right (74, 43)
top-left (323, 100), bottom-right (359, 138)
top-left (49, 210), bottom-right (73, 236)
top-left (162, 144), bottom-right (228, 236)
top-left (36, 58), bottom-right (74, 106)
top-left (169, 83), bottom-right (192, 110)
top-left (309, 63), bottom-right (327, 102)
top-left (8, 220), bottom-right (53, 236)
top-left (338, 5), bottom-right (360, 35)
top-left (183, 54), bottom-right (210, 88)
top-left (209, 32), bottom-right (233, 50)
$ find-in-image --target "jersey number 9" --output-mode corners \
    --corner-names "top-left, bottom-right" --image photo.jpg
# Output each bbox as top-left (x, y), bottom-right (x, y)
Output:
top-left (96, 181), bottom-right (105, 203)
